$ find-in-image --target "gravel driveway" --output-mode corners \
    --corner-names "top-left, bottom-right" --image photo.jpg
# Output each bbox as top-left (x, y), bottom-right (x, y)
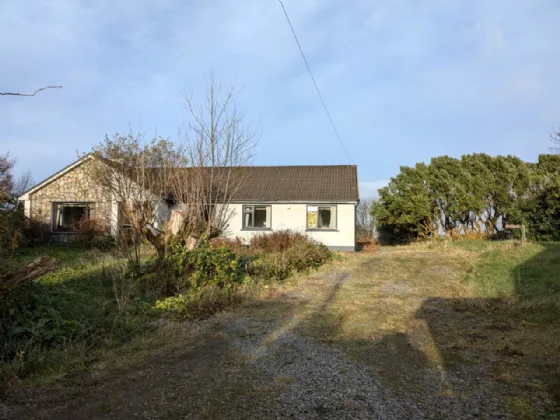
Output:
top-left (3, 254), bottom-right (519, 419)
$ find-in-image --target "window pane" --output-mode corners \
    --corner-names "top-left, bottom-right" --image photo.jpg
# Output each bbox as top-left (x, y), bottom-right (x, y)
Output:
top-left (266, 206), bottom-right (271, 228)
top-left (54, 203), bottom-right (89, 232)
top-left (307, 206), bottom-right (318, 229)
top-left (330, 206), bottom-right (337, 229)
top-left (318, 206), bottom-right (336, 229)
top-left (244, 212), bottom-right (253, 228)
top-left (318, 208), bottom-right (331, 229)
top-left (254, 207), bottom-right (267, 228)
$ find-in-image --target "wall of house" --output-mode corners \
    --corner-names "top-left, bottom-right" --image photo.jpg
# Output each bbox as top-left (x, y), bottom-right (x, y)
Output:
top-left (27, 159), bottom-right (115, 232)
top-left (223, 203), bottom-right (356, 250)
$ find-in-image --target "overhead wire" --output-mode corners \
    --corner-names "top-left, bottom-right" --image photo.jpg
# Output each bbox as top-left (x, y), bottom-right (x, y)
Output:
top-left (277, 0), bottom-right (354, 163)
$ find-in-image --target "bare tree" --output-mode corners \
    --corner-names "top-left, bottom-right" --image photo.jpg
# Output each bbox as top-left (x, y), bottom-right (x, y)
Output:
top-left (356, 197), bottom-right (377, 239)
top-left (169, 75), bottom-right (258, 247)
top-left (13, 171), bottom-right (34, 197)
top-left (90, 134), bottom-right (179, 270)
top-left (89, 75), bottom-right (258, 266)
top-left (0, 85), bottom-right (62, 96)
top-left (550, 129), bottom-right (560, 154)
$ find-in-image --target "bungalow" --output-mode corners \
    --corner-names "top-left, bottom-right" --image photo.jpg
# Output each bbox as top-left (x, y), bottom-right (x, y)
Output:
top-left (18, 155), bottom-right (359, 251)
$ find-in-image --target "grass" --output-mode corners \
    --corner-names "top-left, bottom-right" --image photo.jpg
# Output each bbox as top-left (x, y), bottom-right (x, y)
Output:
top-left (279, 241), bottom-right (560, 417)
top-left (2, 240), bottom-right (559, 418)
top-left (455, 241), bottom-right (560, 322)
top-left (0, 245), bottom-right (145, 383)
top-left (1, 237), bottom-right (334, 385)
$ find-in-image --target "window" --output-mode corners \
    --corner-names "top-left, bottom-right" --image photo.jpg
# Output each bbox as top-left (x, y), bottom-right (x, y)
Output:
top-left (243, 205), bottom-right (271, 229)
top-left (118, 202), bottom-right (133, 230)
top-left (307, 205), bottom-right (337, 230)
top-left (52, 202), bottom-right (94, 232)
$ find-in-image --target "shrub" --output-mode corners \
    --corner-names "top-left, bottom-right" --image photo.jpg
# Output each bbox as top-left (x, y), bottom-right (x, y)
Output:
top-left (0, 283), bottom-right (83, 364)
top-left (285, 241), bottom-right (332, 272)
top-left (89, 235), bottom-right (115, 251)
top-left (0, 199), bottom-right (26, 255)
top-left (23, 220), bottom-right (52, 243)
top-left (73, 218), bottom-right (114, 250)
top-left (154, 284), bottom-right (245, 321)
top-left (246, 240), bottom-right (332, 281)
top-left (209, 236), bottom-right (246, 253)
top-left (165, 242), bottom-right (243, 292)
top-left (356, 238), bottom-right (379, 252)
top-left (246, 253), bottom-right (292, 282)
top-left (249, 230), bottom-right (309, 253)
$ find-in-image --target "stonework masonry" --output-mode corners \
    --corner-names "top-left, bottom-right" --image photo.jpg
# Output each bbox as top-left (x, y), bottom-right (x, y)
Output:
top-left (29, 159), bottom-right (113, 231)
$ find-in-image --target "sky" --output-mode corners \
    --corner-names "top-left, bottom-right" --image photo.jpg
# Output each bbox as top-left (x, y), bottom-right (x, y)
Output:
top-left (1, 0), bottom-right (559, 198)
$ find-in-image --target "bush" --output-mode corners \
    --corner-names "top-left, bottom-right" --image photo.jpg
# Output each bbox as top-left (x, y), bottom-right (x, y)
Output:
top-left (23, 220), bottom-right (51, 243)
top-left (356, 238), bottom-right (379, 252)
top-left (154, 284), bottom-right (245, 321)
top-left (165, 242), bottom-right (243, 292)
top-left (73, 218), bottom-right (114, 250)
top-left (209, 236), bottom-right (246, 253)
top-left (246, 253), bottom-right (292, 282)
top-left (249, 230), bottom-right (309, 253)
top-left (285, 241), bottom-right (332, 272)
top-left (0, 284), bottom-right (83, 364)
top-left (246, 240), bottom-right (332, 281)
top-left (0, 199), bottom-right (26, 255)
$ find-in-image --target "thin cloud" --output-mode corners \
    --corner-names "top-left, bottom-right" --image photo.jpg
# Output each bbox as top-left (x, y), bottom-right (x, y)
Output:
top-left (1, 0), bottom-right (559, 182)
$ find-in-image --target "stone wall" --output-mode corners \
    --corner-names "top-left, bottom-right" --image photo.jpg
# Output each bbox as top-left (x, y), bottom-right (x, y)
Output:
top-left (30, 159), bottom-right (113, 231)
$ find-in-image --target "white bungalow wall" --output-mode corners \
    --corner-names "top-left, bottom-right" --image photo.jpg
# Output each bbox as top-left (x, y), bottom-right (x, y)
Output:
top-left (222, 203), bottom-right (356, 250)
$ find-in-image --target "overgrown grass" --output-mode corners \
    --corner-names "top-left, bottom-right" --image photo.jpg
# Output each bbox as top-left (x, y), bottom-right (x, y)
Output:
top-left (1, 232), bottom-right (333, 384)
top-left (0, 245), bottom-right (150, 382)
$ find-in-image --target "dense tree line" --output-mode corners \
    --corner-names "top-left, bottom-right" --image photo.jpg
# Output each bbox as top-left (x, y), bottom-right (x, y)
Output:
top-left (372, 154), bottom-right (560, 243)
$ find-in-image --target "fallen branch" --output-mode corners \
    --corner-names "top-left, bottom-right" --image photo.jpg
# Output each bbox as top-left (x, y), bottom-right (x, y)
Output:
top-left (0, 86), bottom-right (63, 96)
top-left (1, 256), bottom-right (57, 297)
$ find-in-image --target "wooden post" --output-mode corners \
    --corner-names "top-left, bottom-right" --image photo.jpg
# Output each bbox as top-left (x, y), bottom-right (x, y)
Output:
top-left (505, 224), bottom-right (526, 246)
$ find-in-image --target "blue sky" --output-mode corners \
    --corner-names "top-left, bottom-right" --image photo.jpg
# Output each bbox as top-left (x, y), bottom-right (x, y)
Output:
top-left (1, 0), bottom-right (559, 198)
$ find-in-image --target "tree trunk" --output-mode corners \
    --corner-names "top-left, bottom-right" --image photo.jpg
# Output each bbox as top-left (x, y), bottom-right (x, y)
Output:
top-left (1, 256), bottom-right (57, 297)
top-left (144, 223), bottom-right (166, 259)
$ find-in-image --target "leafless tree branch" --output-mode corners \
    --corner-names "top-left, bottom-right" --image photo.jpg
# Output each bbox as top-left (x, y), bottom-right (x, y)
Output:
top-left (550, 129), bottom-right (560, 154)
top-left (0, 85), bottom-right (62, 96)
top-left (356, 197), bottom-right (377, 239)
